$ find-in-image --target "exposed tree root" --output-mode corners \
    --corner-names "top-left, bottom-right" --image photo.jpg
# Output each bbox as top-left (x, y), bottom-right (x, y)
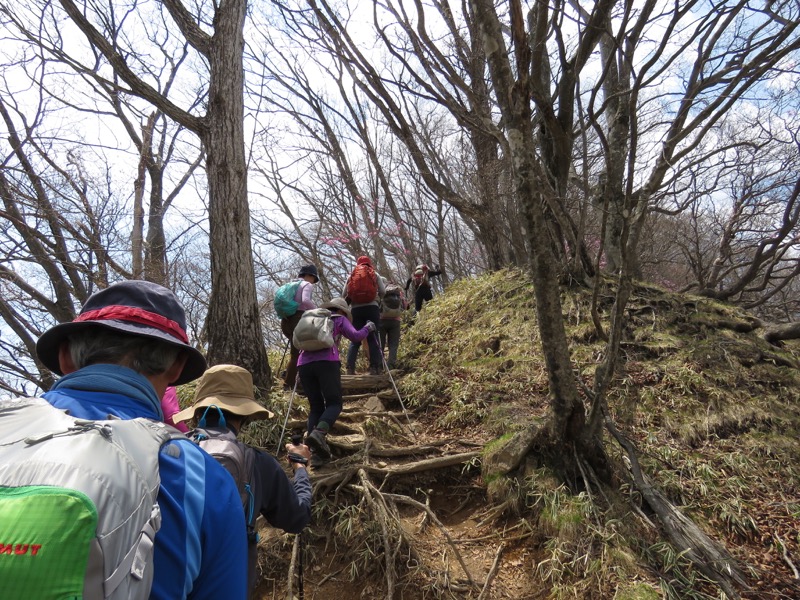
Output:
top-left (382, 492), bottom-right (476, 588)
top-left (606, 416), bottom-right (750, 599)
top-left (353, 469), bottom-right (402, 600)
top-left (477, 543), bottom-right (505, 600)
top-left (307, 450), bottom-right (485, 598)
top-left (312, 451), bottom-right (481, 496)
top-left (342, 470), bottom-right (477, 599)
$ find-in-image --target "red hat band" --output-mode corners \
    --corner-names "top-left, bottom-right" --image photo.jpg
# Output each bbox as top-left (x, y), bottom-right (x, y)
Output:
top-left (76, 305), bottom-right (189, 344)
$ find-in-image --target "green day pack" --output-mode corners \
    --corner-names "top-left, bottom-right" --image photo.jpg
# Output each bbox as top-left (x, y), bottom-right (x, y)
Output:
top-left (273, 280), bottom-right (302, 319)
top-left (0, 396), bottom-right (179, 599)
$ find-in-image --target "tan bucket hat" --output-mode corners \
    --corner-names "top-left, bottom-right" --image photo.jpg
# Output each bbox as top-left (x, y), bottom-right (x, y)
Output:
top-left (173, 364), bottom-right (274, 424)
top-left (320, 297), bottom-right (352, 321)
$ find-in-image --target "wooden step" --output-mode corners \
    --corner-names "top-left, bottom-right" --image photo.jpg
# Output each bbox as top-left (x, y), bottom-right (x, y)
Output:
top-left (341, 373), bottom-right (391, 391)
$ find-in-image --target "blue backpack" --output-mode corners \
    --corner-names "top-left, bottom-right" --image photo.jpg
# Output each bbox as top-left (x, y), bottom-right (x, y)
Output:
top-left (274, 280), bottom-right (302, 318)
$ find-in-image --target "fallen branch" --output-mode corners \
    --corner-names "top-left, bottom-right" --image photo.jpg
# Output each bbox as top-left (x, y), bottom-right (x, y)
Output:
top-left (775, 534), bottom-right (799, 579)
top-left (383, 451), bottom-right (481, 477)
top-left (369, 443), bottom-right (450, 457)
top-left (315, 565), bottom-right (347, 586)
top-left (311, 452), bottom-right (481, 495)
top-left (338, 409), bottom-right (409, 419)
top-left (341, 374), bottom-right (393, 390)
top-left (341, 389), bottom-right (397, 401)
top-left (287, 532), bottom-right (299, 600)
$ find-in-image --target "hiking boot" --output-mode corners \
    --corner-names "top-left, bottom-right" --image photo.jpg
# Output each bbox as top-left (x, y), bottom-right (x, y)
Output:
top-left (310, 453), bottom-right (330, 469)
top-left (306, 429), bottom-right (331, 459)
top-left (346, 367), bottom-right (356, 375)
top-left (369, 366), bottom-right (382, 376)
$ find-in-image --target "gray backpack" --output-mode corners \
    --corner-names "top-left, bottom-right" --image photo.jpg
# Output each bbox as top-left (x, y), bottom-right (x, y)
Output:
top-left (381, 284), bottom-right (405, 318)
top-left (293, 308), bottom-right (335, 351)
top-left (0, 396), bottom-right (178, 599)
top-left (188, 426), bottom-right (257, 541)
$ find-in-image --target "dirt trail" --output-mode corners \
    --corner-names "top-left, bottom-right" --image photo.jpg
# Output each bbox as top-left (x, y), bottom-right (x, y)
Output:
top-left (254, 371), bottom-right (531, 600)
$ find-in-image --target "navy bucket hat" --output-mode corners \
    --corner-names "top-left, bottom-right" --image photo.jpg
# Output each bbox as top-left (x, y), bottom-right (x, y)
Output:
top-left (36, 280), bottom-right (207, 385)
top-left (298, 264), bottom-right (319, 283)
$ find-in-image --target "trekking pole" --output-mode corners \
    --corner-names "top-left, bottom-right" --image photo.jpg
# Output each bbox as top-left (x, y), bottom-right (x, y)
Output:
top-left (373, 331), bottom-right (416, 440)
top-left (276, 375), bottom-right (299, 454)
top-left (286, 430), bottom-right (307, 600)
top-left (276, 339), bottom-right (291, 378)
top-left (297, 529), bottom-right (305, 600)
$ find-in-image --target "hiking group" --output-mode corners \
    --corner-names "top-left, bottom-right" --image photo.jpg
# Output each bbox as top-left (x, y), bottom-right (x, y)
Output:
top-left (0, 257), bottom-right (441, 598)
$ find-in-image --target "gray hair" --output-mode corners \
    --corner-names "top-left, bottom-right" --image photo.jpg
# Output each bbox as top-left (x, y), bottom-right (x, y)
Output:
top-left (67, 327), bottom-right (182, 377)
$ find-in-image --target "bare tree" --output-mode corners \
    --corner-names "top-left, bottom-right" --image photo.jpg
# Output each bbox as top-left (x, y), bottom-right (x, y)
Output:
top-left (587, 1), bottom-right (800, 283)
top-left (681, 132), bottom-right (800, 309)
top-left (0, 93), bottom-right (130, 393)
top-left (0, 0), bottom-right (271, 389)
top-left (246, 23), bottom-right (481, 287)
top-left (263, 0), bottom-right (524, 270)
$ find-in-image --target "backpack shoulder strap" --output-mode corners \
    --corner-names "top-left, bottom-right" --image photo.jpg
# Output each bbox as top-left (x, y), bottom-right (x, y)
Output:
top-left (0, 397), bottom-right (181, 599)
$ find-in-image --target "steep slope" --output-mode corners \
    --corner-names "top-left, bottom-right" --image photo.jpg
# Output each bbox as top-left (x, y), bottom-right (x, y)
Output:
top-left (253, 269), bottom-right (800, 599)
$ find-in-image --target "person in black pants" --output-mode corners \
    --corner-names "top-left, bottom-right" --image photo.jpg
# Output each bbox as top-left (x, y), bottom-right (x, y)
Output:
top-left (280, 264), bottom-right (320, 390)
top-left (296, 298), bottom-right (374, 467)
top-left (343, 256), bottom-right (386, 375)
top-left (175, 364), bottom-right (314, 597)
top-left (405, 264), bottom-right (443, 312)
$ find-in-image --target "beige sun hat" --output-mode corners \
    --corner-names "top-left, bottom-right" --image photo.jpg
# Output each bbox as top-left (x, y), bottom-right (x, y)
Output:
top-left (320, 297), bottom-right (352, 321)
top-left (173, 364), bottom-right (274, 424)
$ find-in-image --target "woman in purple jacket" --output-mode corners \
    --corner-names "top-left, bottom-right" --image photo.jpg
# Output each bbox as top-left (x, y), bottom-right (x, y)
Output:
top-left (298, 297), bottom-right (375, 468)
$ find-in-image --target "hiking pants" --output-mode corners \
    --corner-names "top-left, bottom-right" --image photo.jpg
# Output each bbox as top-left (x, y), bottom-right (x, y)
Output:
top-left (280, 311), bottom-right (304, 388)
top-left (414, 284), bottom-right (434, 312)
top-left (379, 318), bottom-right (401, 369)
top-left (346, 304), bottom-right (382, 371)
top-left (298, 360), bottom-right (343, 432)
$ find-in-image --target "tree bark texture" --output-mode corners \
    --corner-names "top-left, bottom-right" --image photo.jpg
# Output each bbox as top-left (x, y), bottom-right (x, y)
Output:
top-left (202, 0), bottom-right (271, 391)
top-left (472, 0), bottom-right (585, 444)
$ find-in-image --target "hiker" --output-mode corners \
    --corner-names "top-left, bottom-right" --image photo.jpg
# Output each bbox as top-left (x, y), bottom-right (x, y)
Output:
top-left (379, 282), bottom-right (407, 370)
top-left (405, 263), bottom-right (444, 312)
top-left (174, 364), bottom-right (312, 597)
top-left (297, 297), bottom-right (375, 467)
top-left (342, 255), bottom-right (385, 375)
top-left (30, 280), bottom-right (248, 599)
top-left (162, 385), bottom-right (189, 432)
top-left (277, 264), bottom-right (319, 390)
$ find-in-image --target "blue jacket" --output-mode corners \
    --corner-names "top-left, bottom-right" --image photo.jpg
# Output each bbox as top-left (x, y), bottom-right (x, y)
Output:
top-left (43, 364), bottom-right (248, 600)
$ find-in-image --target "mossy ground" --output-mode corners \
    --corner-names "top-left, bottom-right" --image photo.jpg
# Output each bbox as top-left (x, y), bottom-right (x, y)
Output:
top-left (178, 269), bottom-right (800, 598)
top-left (394, 269), bottom-right (799, 598)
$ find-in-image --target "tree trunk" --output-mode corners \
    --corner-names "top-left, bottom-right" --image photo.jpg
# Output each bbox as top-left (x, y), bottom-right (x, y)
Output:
top-left (144, 162), bottom-right (168, 286)
top-left (472, 0), bottom-right (585, 445)
top-left (203, 0), bottom-right (271, 391)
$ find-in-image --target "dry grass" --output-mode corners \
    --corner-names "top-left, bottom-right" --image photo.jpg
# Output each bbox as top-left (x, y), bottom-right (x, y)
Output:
top-left (393, 268), bottom-right (800, 598)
